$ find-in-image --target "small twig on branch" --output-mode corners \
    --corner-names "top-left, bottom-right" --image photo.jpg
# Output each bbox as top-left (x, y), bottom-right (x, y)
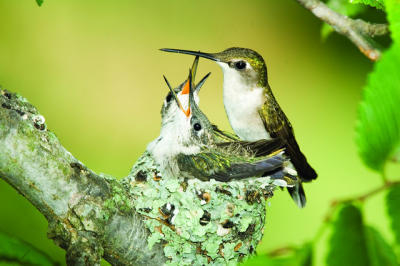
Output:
top-left (327, 179), bottom-right (400, 219)
top-left (267, 179), bottom-right (400, 258)
top-left (352, 19), bottom-right (389, 37)
top-left (315, 180), bottom-right (400, 241)
top-left (357, 180), bottom-right (399, 201)
top-left (317, 179), bottom-right (400, 235)
top-left (295, 0), bottom-right (389, 61)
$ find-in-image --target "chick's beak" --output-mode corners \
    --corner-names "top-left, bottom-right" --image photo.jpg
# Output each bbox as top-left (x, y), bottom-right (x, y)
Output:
top-left (163, 75), bottom-right (190, 117)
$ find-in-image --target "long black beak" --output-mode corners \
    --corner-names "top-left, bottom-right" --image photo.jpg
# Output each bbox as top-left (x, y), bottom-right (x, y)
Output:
top-left (160, 48), bottom-right (221, 62)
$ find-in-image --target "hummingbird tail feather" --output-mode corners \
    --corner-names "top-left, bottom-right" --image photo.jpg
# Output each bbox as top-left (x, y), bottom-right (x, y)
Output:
top-left (287, 183), bottom-right (306, 208)
top-left (285, 136), bottom-right (317, 182)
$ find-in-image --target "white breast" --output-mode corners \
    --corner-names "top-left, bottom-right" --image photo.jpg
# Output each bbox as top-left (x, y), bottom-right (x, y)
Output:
top-left (147, 111), bottom-right (200, 178)
top-left (218, 63), bottom-right (270, 141)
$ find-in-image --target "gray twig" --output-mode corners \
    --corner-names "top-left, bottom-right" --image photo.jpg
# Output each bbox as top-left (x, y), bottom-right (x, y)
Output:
top-left (295, 0), bottom-right (389, 61)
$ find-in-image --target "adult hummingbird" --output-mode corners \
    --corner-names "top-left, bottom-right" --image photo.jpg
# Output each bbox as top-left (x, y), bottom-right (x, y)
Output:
top-left (147, 68), bottom-right (296, 184)
top-left (160, 47), bottom-right (317, 207)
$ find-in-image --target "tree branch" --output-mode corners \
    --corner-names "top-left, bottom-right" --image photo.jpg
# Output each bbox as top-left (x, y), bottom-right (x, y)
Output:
top-left (295, 0), bottom-right (389, 61)
top-left (0, 88), bottom-right (281, 265)
top-left (0, 89), bottom-right (165, 265)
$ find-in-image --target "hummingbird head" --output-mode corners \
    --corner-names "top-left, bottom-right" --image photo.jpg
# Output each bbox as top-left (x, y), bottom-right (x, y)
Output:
top-left (161, 56), bottom-right (210, 120)
top-left (147, 65), bottom-right (212, 175)
top-left (162, 70), bottom-right (214, 150)
top-left (160, 47), bottom-right (268, 87)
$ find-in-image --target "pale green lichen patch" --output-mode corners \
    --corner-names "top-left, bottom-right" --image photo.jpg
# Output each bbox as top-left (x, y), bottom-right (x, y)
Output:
top-left (123, 152), bottom-right (287, 265)
top-left (102, 180), bottom-right (135, 216)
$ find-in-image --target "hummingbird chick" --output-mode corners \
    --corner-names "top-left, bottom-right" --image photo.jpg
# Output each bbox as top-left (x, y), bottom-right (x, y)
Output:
top-left (160, 47), bottom-right (317, 207)
top-left (147, 68), bottom-right (295, 184)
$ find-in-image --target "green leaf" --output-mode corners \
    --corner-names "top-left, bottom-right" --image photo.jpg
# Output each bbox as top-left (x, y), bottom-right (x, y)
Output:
top-left (36, 0), bottom-right (43, 6)
top-left (365, 226), bottom-right (398, 266)
top-left (0, 232), bottom-right (56, 265)
top-left (321, 0), bottom-right (364, 39)
top-left (244, 243), bottom-right (312, 266)
top-left (356, 0), bottom-right (400, 171)
top-left (350, 0), bottom-right (385, 10)
top-left (327, 204), bottom-right (398, 266)
top-left (385, 0), bottom-right (400, 43)
top-left (386, 184), bottom-right (400, 246)
top-left (326, 204), bottom-right (369, 266)
top-left (355, 45), bottom-right (400, 172)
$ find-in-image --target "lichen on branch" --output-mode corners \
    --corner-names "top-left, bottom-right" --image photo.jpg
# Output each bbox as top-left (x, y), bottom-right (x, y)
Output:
top-left (0, 89), bottom-right (165, 265)
top-left (123, 152), bottom-right (288, 265)
top-left (0, 88), bottom-right (284, 265)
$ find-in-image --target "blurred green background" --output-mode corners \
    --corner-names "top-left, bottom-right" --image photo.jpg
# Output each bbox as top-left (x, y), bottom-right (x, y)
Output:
top-left (0, 0), bottom-right (388, 265)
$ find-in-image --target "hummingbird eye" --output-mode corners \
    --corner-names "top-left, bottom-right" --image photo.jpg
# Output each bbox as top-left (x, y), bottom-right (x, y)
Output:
top-left (193, 123), bottom-right (202, 131)
top-left (166, 92), bottom-right (173, 103)
top-left (234, 61), bottom-right (246, 70)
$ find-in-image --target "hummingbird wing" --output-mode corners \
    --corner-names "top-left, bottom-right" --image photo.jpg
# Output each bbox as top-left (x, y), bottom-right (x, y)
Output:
top-left (258, 92), bottom-right (317, 182)
top-left (211, 124), bottom-right (285, 155)
top-left (211, 124), bottom-right (239, 141)
top-left (175, 151), bottom-right (285, 182)
top-left (216, 138), bottom-right (286, 157)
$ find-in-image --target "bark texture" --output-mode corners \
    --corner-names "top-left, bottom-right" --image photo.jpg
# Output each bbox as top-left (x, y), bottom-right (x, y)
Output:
top-left (0, 88), bottom-right (281, 265)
